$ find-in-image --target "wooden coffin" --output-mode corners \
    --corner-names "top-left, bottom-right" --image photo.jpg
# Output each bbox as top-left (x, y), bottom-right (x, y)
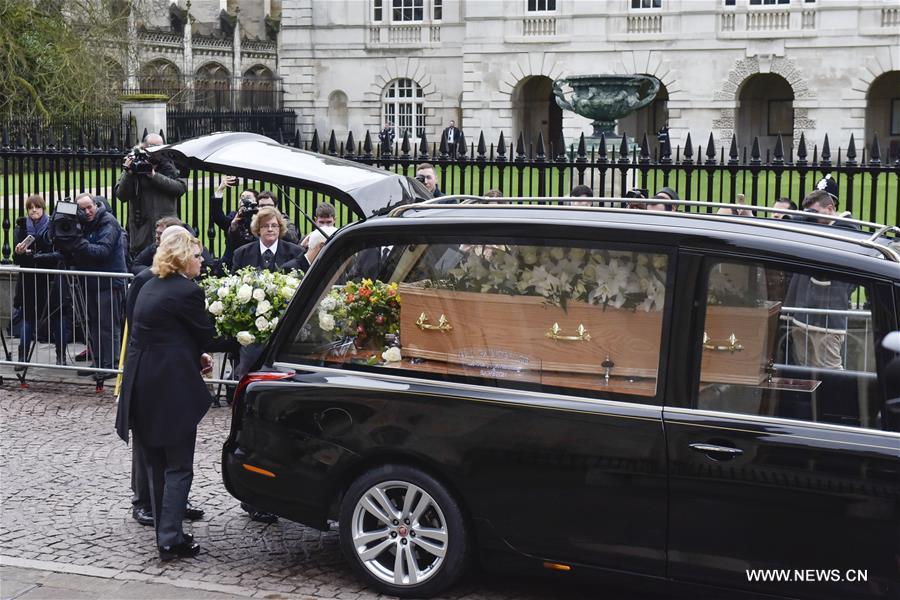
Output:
top-left (701, 301), bottom-right (782, 385)
top-left (398, 285), bottom-right (664, 379)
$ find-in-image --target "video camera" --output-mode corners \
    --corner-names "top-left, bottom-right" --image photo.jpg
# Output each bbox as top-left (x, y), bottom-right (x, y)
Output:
top-left (415, 174), bottom-right (427, 185)
top-left (125, 146), bottom-right (155, 175)
top-left (49, 198), bottom-right (86, 245)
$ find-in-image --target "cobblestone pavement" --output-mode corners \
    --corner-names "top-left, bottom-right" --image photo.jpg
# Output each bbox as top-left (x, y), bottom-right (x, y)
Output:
top-left (0, 380), bottom-right (650, 600)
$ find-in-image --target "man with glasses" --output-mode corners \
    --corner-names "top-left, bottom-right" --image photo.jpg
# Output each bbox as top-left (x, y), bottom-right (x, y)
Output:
top-left (256, 190), bottom-right (300, 245)
top-left (231, 207), bottom-right (302, 272)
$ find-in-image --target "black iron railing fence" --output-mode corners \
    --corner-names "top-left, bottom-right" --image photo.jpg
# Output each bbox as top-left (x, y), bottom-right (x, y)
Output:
top-left (167, 109), bottom-right (297, 142)
top-left (1, 125), bottom-right (897, 263)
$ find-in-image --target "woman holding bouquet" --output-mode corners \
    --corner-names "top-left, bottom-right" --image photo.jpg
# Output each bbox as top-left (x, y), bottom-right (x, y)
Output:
top-left (115, 228), bottom-right (215, 561)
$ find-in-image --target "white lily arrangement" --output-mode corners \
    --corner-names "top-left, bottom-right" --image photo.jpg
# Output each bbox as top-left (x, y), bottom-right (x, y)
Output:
top-left (430, 245), bottom-right (667, 311)
top-left (201, 266), bottom-right (303, 346)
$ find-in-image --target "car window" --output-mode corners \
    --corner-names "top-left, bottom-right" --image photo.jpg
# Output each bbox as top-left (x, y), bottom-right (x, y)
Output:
top-left (695, 259), bottom-right (886, 430)
top-left (279, 240), bottom-right (672, 402)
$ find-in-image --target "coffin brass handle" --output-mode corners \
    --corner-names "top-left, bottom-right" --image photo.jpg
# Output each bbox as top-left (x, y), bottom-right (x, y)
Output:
top-left (546, 322), bottom-right (592, 342)
top-left (416, 312), bottom-right (452, 331)
top-left (703, 332), bottom-right (743, 353)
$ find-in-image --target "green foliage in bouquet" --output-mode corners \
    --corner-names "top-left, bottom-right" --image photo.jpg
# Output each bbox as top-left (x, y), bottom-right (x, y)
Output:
top-left (201, 267), bottom-right (302, 346)
top-left (316, 279), bottom-right (402, 348)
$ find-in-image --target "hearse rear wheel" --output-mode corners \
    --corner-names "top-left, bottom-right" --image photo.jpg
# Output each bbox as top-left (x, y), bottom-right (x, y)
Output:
top-left (339, 464), bottom-right (469, 598)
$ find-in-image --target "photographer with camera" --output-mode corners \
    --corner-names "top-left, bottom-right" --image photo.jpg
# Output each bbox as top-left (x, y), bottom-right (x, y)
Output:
top-left (116, 133), bottom-right (187, 258)
top-left (62, 193), bottom-right (128, 379)
top-left (415, 162), bottom-right (443, 198)
top-left (211, 177), bottom-right (259, 269)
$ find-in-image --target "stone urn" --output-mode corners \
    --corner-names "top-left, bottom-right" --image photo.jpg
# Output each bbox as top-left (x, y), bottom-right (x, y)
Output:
top-left (553, 75), bottom-right (661, 138)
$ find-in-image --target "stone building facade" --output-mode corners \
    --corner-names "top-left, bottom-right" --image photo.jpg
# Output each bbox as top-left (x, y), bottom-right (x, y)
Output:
top-left (111, 0), bottom-right (282, 110)
top-left (280, 0), bottom-right (900, 159)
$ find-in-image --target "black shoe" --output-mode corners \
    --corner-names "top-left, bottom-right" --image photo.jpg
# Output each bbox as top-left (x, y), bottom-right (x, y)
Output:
top-left (74, 349), bottom-right (90, 362)
top-left (133, 507), bottom-right (154, 526)
top-left (159, 540), bottom-right (200, 561)
top-left (184, 505), bottom-right (204, 521)
top-left (56, 355), bottom-right (67, 366)
top-left (76, 370), bottom-right (93, 377)
top-left (241, 503), bottom-right (278, 524)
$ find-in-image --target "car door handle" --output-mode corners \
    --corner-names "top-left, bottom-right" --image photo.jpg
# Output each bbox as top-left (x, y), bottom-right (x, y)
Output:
top-left (689, 443), bottom-right (744, 458)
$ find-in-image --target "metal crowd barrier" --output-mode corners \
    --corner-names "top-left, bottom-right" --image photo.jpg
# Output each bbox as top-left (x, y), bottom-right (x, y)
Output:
top-left (0, 266), bottom-right (238, 393)
top-left (778, 306), bottom-right (874, 373)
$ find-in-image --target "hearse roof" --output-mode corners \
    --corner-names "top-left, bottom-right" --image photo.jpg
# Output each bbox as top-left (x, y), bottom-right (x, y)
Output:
top-left (150, 132), bottom-right (430, 219)
top-left (367, 199), bottom-right (900, 278)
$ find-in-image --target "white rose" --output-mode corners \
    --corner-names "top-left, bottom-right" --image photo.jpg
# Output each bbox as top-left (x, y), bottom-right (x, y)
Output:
top-left (270, 316), bottom-right (279, 329)
top-left (236, 284), bottom-right (253, 303)
top-left (208, 301), bottom-right (224, 316)
top-left (280, 286), bottom-right (295, 299)
top-left (255, 316), bottom-right (270, 332)
top-left (318, 312), bottom-right (335, 332)
top-left (320, 296), bottom-right (337, 311)
top-left (285, 276), bottom-right (300, 288)
top-left (256, 300), bottom-right (272, 315)
top-left (382, 347), bottom-right (402, 363)
top-left (252, 288), bottom-right (266, 302)
top-left (217, 286), bottom-right (229, 299)
top-left (236, 331), bottom-right (256, 346)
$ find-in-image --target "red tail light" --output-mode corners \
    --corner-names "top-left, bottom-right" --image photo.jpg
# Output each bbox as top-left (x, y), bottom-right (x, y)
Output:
top-left (232, 370), bottom-right (296, 415)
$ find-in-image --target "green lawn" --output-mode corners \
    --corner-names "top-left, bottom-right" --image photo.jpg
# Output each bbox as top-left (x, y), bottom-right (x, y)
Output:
top-left (2, 161), bottom-right (897, 259)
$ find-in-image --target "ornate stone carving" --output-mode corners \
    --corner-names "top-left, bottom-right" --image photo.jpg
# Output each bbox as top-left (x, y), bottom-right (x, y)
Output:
top-left (793, 107), bottom-right (816, 131)
top-left (712, 108), bottom-right (735, 130)
top-left (715, 55), bottom-right (815, 101)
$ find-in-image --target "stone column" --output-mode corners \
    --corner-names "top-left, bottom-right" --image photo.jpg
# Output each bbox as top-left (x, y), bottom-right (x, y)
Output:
top-left (126, 0), bottom-right (139, 89)
top-left (183, 1), bottom-right (194, 107)
top-left (233, 8), bottom-right (242, 110)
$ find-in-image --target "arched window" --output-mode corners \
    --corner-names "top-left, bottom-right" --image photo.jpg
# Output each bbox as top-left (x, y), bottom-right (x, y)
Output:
top-left (242, 65), bottom-right (278, 109)
top-left (195, 62), bottom-right (231, 110)
top-left (139, 59), bottom-right (183, 101)
top-left (382, 78), bottom-right (425, 140)
top-left (105, 59), bottom-right (126, 95)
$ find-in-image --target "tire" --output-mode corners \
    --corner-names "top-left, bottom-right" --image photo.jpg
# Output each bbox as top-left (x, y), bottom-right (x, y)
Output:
top-left (339, 464), bottom-right (469, 598)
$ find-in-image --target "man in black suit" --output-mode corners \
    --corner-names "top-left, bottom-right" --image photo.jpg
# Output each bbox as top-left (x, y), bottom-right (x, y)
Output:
top-left (231, 207), bottom-right (302, 272)
top-left (442, 120), bottom-right (463, 157)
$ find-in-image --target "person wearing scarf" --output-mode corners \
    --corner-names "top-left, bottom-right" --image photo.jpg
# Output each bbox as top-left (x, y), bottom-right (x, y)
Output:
top-left (13, 195), bottom-right (70, 367)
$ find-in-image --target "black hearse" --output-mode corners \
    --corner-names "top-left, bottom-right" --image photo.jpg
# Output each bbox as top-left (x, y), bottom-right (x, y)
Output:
top-left (160, 135), bottom-right (900, 599)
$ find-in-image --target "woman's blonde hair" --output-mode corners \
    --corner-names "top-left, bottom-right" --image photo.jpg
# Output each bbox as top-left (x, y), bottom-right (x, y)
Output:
top-left (152, 227), bottom-right (200, 277)
top-left (250, 206), bottom-right (286, 238)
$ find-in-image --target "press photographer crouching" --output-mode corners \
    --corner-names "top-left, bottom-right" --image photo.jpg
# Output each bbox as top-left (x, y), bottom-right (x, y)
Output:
top-left (116, 133), bottom-right (187, 258)
top-left (12, 195), bottom-right (71, 368)
top-left (50, 193), bottom-right (128, 380)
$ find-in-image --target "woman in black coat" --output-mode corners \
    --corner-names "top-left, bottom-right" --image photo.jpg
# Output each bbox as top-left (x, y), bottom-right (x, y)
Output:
top-left (115, 228), bottom-right (215, 560)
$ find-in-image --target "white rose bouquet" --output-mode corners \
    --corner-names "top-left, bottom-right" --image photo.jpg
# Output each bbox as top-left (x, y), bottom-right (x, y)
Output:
top-left (429, 245), bottom-right (667, 311)
top-left (201, 266), bottom-right (303, 346)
